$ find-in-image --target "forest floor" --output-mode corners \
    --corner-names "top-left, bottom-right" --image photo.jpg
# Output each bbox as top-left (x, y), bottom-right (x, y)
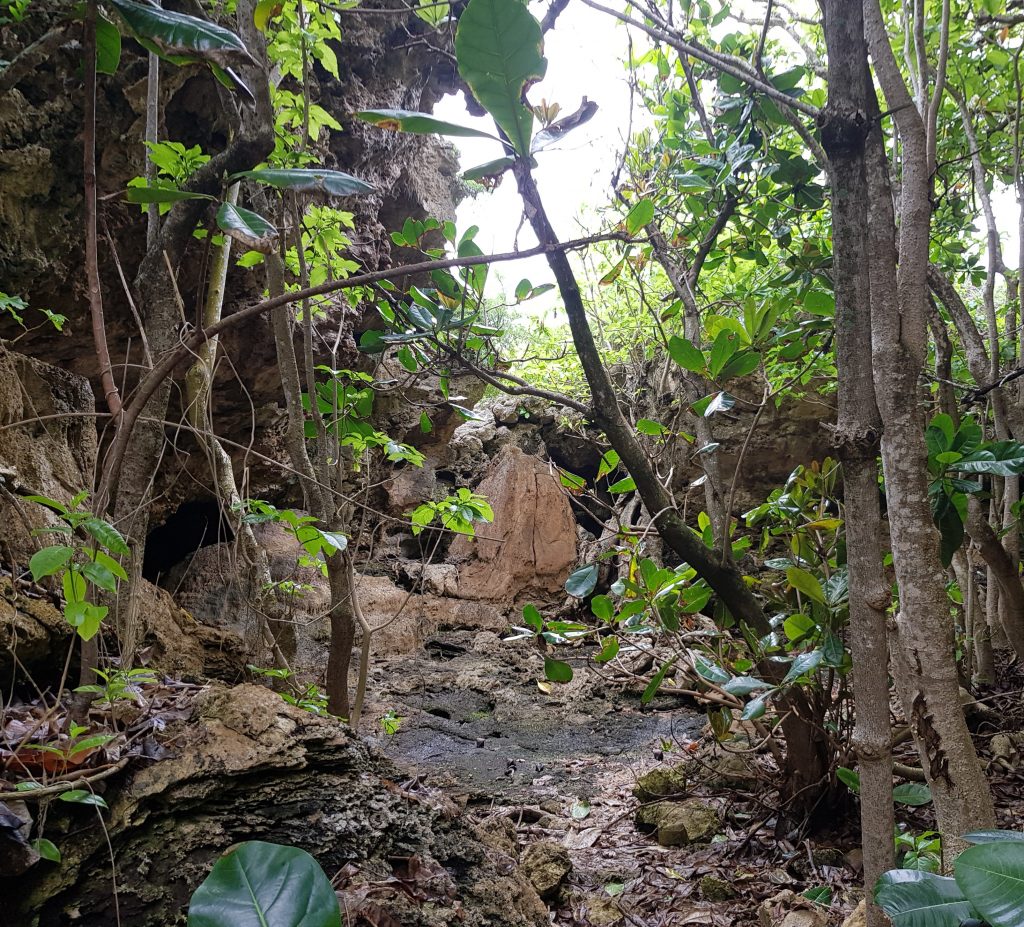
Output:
top-left (363, 630), bottom-right (913, 926)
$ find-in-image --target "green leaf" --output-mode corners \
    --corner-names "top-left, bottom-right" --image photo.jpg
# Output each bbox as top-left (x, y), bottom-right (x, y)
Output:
top-left (95, 14), bottom-right (122, 74)
top-left (455, 0), bottom-right (547, 157)
top-left (544, 657), bottom-right (573, 683)
top-left (694, 656), bottom-right (730, 684)
top-left (708, 330), bottom-right (737, 378)
top-left (954, 841), bottom-right (1024, 926)
top-left (125, 185), bottom-right (215, 205)
top-left (107, 0), bottom-right (253, 68)
top-left (718, 349), bottom-right (760, 380)
top-left (636, 418), bottom-right (667, 436)
top-left (30, 545), bottom-right (74, 581)
top-left (625, 198), bottom-right (655, 235)
top-left (233, 168), bottom-right (374, 197)
top-left (607, 477), bottom-right (636, 494)
top-left (964, 830), bottom-right (1024, 845)
top-left (721, 676), bottom-right (770, 696)
top-left (641, 658), bottom-right (675, 704)
top-left (875, 870), bottom-right (976, 927)
top-left (741, 693), bottom-right (767, 720)
top-left (591, 595), bottom-right (614, 622)
top-left (565, 563), bottom-right (598, 598)
top-left (32, 838), bottom-right (61, 862)
top-left (786, 566), bottom-right (826, 604)
top-left (837, 767), bottom-right (860, 793)
top-left (462, 156), bottom-right (516, 181)
top-left (215, 203), bottom-right (278, 253)
top-left (82, 561), bottom-right (117, 593)
top-left (523, 603), bottom-right (543, 632)
top-left (187, 840), bottom-right (342, 927)
top-left (783, 649), bottom-right (823, 684)
top-left (594, 636), bottom-right (619, 663)
top-left (667, 335), bottom-right (706, 373)
top-left (58, 789), bottom-right (108, 808)
top-left (893, 783), bottom-right (932, 807)
top-left (356, 109), bottom-right (498, 140)
top-left (82, 517), bottom-right (130, 556)
top-left (419, 412), bottom-right (433, 434)
top-left (957, 441), bottom-right (1024, 477)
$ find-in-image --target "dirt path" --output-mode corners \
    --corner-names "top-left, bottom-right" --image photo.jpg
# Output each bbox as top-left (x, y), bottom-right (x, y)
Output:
top-left (367, 630), bottom-right (698, 802)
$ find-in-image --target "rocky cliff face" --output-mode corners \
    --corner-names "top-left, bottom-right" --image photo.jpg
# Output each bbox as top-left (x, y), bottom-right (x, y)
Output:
top-left (0, 6), bottom-right (464, 526)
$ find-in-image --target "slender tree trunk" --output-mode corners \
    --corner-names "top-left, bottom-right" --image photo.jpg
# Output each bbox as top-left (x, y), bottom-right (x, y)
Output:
top-left (819, 5), bottom-right (895, 918)
top-left (864, 0), bottom-right (995, 850)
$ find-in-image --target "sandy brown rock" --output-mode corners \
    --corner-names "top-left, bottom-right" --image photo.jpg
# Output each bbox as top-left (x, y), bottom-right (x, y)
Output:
top-left (449, 446), bottom-right (577, 604)
top-left (841, 900), bottom-right (866, 927)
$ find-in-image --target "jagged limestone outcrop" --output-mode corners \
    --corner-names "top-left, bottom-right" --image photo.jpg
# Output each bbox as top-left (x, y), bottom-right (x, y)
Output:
top-left (10, 684), bottom-right (548, 927)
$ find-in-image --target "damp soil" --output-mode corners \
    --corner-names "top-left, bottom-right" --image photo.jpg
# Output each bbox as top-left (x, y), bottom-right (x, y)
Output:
top-left (366, 630), bottom-right (701, 802)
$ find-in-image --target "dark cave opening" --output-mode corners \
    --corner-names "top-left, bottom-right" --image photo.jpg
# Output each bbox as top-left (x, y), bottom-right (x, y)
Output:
top-left (142, 499), bottom-right (234, 584)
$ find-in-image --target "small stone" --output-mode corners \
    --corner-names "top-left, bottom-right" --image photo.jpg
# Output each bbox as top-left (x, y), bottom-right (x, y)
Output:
top-left (475, 737), bottom-right (485, 748)
top-left (632, 765), bottom-right (687, 800)
top-left (699, 875), bottom-right (736, 901)
top-left (521, 839), bottom-right (572, 902)
top-left (586, 894), bottom-right (623, 926)
top-left (539, 799), bottom-right (561, 815)
top-left (654, 800), bottom-right (719, 847)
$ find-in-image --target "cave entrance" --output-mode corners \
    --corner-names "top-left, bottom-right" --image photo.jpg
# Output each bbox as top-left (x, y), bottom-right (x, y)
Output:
top-left (142, 498), bottom-right (234, 584)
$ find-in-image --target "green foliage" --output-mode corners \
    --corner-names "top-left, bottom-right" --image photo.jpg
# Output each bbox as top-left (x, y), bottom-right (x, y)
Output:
top-left (455, 0), bottom-right (546, 157)
top-left (925, 413), bottom-right (1024, 566)
top-left (0, 291), bottom-right (66, 332)
top-left (876, 830), bottom-right (1024, 927)
top-left (187, 841), bottom-right (341, 927)
top-left (235, 501), bottom-right (346, 578)
top-left (408, 488), bottom-right (494, 538)
top-left (74, 667), bottom-right (158, 708)
top-left (26, 493), bottom-right (129, 641)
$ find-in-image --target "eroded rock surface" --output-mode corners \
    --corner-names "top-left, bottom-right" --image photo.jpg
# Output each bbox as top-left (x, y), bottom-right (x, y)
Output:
top-left (12, 684), bottom-right (547, 927)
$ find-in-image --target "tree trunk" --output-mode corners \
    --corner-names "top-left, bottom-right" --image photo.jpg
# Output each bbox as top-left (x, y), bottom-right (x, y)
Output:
top-left (863, 0), bottom-right (995, 850)
top-left (819, 4), bottom-right (895, 917)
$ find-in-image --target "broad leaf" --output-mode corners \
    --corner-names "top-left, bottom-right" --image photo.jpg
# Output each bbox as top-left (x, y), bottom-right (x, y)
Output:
top-left (544, 657), bottom-right (573, 683)
top-left (188, 841), bottom-right (341, 927)
top-left (216, 203), bottom-right (279, 253)
top-left (82, 517), bottom-right (130, 556)
top-left (356, 109), bottom-right (497, 140)
top-left (234, 168), bottom-right (375, 197)
top-left (893, 783), bottom-right (932, 807)
top-left (455, 0), bottom-right (547, 157)
top-left (955, 841), bottom-right (1024, 927)
top-left (625, 199), bottom-right (654, 235)
top-left (964, 831), bottom-right (1024, 845)
top-left (30, 545), bottom-right (74, 581)
top-left (565, 563), bottom-right (598, 598)
top-left (668, 335), bottom-right (706, 373)
top-left (786, 566), bottom-right (826, 604)
top-left (782, 648), bottom-right (823, 683)
top-left (96, 14), bottom-right (122, 74)
top-left (875, 870), bottom-right (977, 927)
top-left (107, 0), bottom-right (253, 68)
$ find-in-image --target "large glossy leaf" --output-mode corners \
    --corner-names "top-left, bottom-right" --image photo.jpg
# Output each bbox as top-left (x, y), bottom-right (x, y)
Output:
top-left (874, 870), bottom-right (978, 927)
top-left (107, 0), bottom-right (252, 68)
top-left (234, 168), bottom-right (374, 197)
top-left (188, 841), bottom-right (341, 927)
top-left (955, 841), bottom-right (1024, 927)
top-left (215, 203), bottom-right (278, 253)
top-left (95, 14), bottom-right (122, 74)
top-left (956, 441), bottom-right (1024, 477)
top-left (356, 109), bottom-right (497, 140)
top-left (964, 830), bottom-right (1024, 845)
top-left (455, 0), bottom-right (547, 157)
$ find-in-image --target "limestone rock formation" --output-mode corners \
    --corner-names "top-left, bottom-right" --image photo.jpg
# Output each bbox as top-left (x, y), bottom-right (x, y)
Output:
top-left (449, 446), bottom-right (577, 605)
top-left (11, 684), bottom-right (548, 927)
